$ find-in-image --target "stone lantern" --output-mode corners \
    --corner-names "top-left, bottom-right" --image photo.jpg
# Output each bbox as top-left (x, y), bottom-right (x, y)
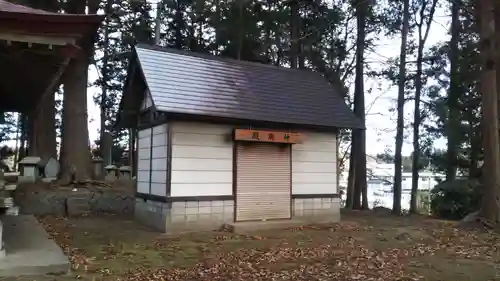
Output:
top-left (18, 156), bottom-right (43, 183)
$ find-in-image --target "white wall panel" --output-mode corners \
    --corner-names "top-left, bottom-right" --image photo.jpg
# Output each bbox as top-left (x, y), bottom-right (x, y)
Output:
top-left (150, 124), bottom-right (168, 196)
top-left (292, 132), bottom-right (337, 194)
top-left (151, 183), bottom-right (167, 196)
top-left (138, 128), bottom-right (151, 138)
top-left (170, 122), bottom-right (233, 197)
top-left (137, 128), bottom-right (152, 193)
top-left (136, 125), bottom-right (168, 196)
top-left (138, 148), bottom-right (150, 160)
top-left (137, 181), bottom-right (149, 194)
top-left (151, 158), bottom-right (167, 170)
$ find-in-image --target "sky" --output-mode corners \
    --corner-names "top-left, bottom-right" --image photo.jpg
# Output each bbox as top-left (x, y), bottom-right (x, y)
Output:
top-left (83, 3), bottom-right (451, 157)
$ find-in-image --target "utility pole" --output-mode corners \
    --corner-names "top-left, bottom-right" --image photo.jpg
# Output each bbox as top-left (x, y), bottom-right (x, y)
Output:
top-left (155, 1), bottom-right (162, 45)
top-left (130, 0), bottom-right (161, 44)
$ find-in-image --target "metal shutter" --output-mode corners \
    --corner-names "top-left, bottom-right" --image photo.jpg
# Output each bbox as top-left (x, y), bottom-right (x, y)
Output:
top-left (235, 142), bottom-right (291, 221)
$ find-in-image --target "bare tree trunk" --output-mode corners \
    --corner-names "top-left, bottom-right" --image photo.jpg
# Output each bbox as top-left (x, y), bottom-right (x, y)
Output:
top-left (100, 0), bottom-right (112, 165)
top-left (32, 95), bottom-right (57, 160)
top-left (214, 0), bottom-right (220, 55)
top-left (174, 1), bottom-right (183, 49)
top-left (60, 56), bottom-right (93, 183)
top-left (410, 0), bottom-right (438, 214)
top-left (352, 0), bottom-right (368, 210)
top-left (297, 3), bottom-right (305, 69)
top-left (58, 0), bottom-right (96, 182)
top-left (236, 0), bottom-right (244, 60)
top-left (289, 0), bottom-right (298, 69)
top-left (393, 0), bottom-right (410, 215)
top-left (345, 148), bottom-right (356, 209)
top-left (478, 0), bottom-right (500, 222)
top-left (446, 0), bottom-right (460, 182)
top-left (18, 114), bottom-right (27, 165)
top-left (496, 2), bottom-right (500, 154)
top-left (13, 114), bottom-right (20, 167)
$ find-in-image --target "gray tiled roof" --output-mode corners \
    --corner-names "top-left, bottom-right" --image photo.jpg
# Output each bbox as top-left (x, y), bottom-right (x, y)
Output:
top-left (134, 44), bottom-right (363, 129)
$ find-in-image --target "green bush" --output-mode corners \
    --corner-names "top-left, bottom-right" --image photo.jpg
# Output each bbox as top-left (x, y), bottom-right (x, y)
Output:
top-left (430, 179), bottom-right (482, 220)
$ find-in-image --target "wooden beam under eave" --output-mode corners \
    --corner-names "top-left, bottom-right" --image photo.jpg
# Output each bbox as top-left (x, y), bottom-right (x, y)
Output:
top-left (0, 32), bottom-right (76, 47)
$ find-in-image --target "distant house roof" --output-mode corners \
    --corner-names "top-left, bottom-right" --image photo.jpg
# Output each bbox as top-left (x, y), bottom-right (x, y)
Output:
top-left (0, 0), bottom-right (103, 24)
top-left (119, 44), bottom-right (363, 130)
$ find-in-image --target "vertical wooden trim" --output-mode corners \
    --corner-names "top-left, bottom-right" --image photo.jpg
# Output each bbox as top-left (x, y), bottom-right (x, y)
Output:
top-left (132, 128), bottom-right (137, 177)
top-left (336, 132), bottom-right (340, 194)
top-left (166, 123), bottom-right (172, 197)
top-left (148, 127), bottom-right (153, 195)
top-left (232, 139), bottom-right (237, 222)
top-left (289, 143), bottom-right (293, 218)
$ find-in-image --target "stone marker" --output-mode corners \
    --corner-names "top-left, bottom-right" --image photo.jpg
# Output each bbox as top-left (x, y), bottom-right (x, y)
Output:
top-left (44, 158), bottom-right (60, 180)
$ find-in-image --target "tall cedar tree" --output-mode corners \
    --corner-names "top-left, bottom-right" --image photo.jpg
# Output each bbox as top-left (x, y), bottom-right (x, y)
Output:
top-left (478, 0), bottom-right (500, 222)
top-left (59, 0), bottom-right (95, 182)
top-left (349, 0), bottom-right (368, 209)
top-left (393, 0), bottom-right (410, 215)
top-left (445, 0), bottom-right (460, 181)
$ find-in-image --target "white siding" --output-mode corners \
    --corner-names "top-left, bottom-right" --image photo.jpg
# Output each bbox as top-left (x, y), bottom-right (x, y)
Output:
top-left (136, 125), bottom-right (168, 196)
top-left (292, 132), bottom-right (337, 194)
top-left (151, 124), bottom-right (168, 196)
top-left (137, 128), bottom-right (152, 194)
top-left (170, 122), bottom-right (233, 197)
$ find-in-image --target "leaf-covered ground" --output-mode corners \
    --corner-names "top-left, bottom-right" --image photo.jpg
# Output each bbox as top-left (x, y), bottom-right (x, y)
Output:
top-left (11, 211), bottom-right (500, 281)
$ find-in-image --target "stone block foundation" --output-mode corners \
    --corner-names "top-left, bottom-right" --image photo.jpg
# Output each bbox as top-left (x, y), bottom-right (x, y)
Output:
top-left (136, 197), bottom-right (340, 233)
top-left (292, 197), bottom-right (341, 223)
top-left (15, 189), bottom-right (134, 217)
top-left (134, 199), bottom-right (234, 233)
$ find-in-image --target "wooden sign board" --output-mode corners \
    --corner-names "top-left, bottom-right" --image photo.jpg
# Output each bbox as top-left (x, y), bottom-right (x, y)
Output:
top-left (234, 129), bottom-right (302, 144)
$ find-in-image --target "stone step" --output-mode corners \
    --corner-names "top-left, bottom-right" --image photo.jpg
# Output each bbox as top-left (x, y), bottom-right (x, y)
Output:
top-left (5, 206), bottom-right (19, 216)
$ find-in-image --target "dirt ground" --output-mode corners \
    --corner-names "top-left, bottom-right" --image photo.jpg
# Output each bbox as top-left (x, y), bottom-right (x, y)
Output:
top-left (10, 210), bottom-right (500, 281)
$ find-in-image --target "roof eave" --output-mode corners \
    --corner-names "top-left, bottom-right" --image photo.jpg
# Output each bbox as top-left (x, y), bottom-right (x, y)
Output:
top-left (114, 49), bottom-right (140, 129)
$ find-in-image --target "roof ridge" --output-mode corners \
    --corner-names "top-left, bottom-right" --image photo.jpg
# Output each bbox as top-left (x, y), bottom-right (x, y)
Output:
top-left (134, 43), bottom-right (323, 77)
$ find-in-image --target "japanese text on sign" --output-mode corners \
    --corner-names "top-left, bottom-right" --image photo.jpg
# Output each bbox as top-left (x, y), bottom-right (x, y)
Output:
top-left (234, 129), bottom-right (302, 144)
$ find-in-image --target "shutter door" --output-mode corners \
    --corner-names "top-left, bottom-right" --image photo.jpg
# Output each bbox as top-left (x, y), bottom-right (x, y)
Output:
top-left (236, 142), bottom-right (291, 221)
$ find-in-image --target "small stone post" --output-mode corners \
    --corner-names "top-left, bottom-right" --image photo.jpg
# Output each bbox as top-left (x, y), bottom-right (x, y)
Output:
top-left (119, 166), bottom-right (132, 180)
top-left (0, 221), bottom-right (4, 258)
top-left (104, 165), bottom-right (118, 182)
top-left (92, 157), bottom-right (104, 180)
top-left (0, 169), bottom-right (4, 189)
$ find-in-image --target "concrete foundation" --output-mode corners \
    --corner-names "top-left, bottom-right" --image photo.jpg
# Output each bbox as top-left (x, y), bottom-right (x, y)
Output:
top-left (0, 215), bottom-right (70, 277)
top-left (134, 198), bottom-right (234, 233)
top-left (292, 197), bottom-right (341, 223)
top-left (135, 197), bottom-right (340, 233)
